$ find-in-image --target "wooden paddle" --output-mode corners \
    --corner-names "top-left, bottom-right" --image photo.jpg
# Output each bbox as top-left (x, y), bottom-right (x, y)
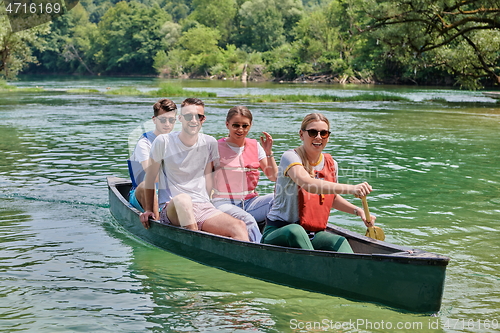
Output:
top-left (360, 196), bottom-right (385, 241)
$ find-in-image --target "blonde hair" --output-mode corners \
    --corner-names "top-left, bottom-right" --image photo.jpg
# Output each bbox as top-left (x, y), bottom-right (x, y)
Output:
top-left (295, 113), bottom-right (330, 177)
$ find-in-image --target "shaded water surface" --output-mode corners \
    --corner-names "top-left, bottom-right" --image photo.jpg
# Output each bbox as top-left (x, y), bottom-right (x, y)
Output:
top-left (1, 76), bottom-right (499, 332)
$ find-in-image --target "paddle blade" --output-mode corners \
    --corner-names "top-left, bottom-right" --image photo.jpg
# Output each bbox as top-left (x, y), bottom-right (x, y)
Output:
top-left (365, 226), bottom-right (385, 241)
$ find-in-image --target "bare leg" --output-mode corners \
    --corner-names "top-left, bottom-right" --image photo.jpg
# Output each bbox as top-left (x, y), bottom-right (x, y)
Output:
top-left (202, 212), bottom-right (249, 241)
top-left (165, 193), bottom-right (198, 230)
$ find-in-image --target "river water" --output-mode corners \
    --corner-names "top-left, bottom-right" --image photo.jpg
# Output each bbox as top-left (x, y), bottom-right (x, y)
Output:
top-left (1, 75), bottom-right (499, 332)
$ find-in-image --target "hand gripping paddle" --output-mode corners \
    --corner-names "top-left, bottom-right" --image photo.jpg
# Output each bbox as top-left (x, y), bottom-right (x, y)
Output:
top-left (360, 196), bottom-right (385, 241)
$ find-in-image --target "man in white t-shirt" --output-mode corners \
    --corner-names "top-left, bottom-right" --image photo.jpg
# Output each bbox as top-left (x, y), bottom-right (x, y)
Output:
top-left (140, 98), bottom-right (249, 241)
top-left (128, 98), bottom-right (177, 218)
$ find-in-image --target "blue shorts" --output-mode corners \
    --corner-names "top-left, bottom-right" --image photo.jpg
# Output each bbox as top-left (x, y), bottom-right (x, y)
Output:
top-left (129, 189), bottom-right (144, 212)
top-left (129, 188), bottom-right (162, 213)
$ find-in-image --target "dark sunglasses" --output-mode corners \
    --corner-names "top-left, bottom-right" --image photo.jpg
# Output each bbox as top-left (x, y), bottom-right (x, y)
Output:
top-left (305, 129), bottom-right (331, 139)
top-left (231, 123), bottom-right (250, 129)
top-left (181, 113), bottom-right (206, 122)
top-left (156, 116), bottom-right (176, 124)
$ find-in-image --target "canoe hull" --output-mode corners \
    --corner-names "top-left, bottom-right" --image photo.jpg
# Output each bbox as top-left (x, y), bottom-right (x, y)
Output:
top-left (483, 92), bottom-right (500, 99)
top-left (107, 176), bottom-right (449, 313)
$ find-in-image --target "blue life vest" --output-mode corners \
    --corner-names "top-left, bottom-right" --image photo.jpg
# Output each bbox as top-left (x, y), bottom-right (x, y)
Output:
top-left (127, 132), bottom-right (156, 188)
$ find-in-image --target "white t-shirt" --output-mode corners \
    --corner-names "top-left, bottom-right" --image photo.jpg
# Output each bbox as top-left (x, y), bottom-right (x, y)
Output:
top-left (130, 131), bottom-right (156, 163)
top-left (267, 149), bottom-right (338, 223)
top-left (128, 131), bottom-right (156, 187)
top-left (150, 132), bottom-right (219, 205)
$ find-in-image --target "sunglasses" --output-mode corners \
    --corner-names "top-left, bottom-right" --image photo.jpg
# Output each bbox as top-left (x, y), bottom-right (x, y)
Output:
top-left (156, 116), bottom-right (176, 124)
top-left (231, 123), bottom-right (250, 129)
top-left (305, 129), bottom-right (331, 139)
top-left (181, 113), bottom-right (206, 122)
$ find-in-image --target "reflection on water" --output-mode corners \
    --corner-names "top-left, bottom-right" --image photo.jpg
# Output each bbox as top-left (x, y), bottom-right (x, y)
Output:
top-left (0, 77), bottom-right (499, 332)
top-left (125, 240), bottom-right (278, 332)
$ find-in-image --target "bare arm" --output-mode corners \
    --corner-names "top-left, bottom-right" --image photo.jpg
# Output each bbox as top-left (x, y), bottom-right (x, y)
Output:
top-left (205, 161), bottom-right (214, 198)
top-left (259, 131), bottom-right (278, 181)
top-left (140, 160), bottom-right (150, 171)
top-left (287, 164), bottom-right (372, 197)
top-left (259, 155), bottom-right (278, 181)
top-left (139, 158), bottom-right (161, 228)
top-left (332, 195), bottom-right (376, 227)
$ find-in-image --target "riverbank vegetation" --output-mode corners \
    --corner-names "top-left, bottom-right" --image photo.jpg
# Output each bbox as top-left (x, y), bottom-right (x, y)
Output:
top-left (1, 0), bottom-right (499, 89)
top-left (0, 80), bottom-right (44, 92)
top-left (102, 83), bottom-right (217, 97)
top-left (244, 93), bottom-right (410, 103)
top-left (0, 79), bottom-right (414, 102)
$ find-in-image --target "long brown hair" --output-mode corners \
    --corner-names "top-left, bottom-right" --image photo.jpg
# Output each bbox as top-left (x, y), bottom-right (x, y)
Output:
top-left (295, 113), bottom-right (330, 177)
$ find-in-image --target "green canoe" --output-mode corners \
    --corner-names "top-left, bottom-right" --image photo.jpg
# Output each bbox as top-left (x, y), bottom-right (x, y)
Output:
top-left (483, 92), bottom-right (500, 99)
top-left (107, 176), bottom-right (449, 313)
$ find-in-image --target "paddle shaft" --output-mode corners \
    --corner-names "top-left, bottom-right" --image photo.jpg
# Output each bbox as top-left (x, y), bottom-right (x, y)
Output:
top-left (360, 196), bottom-right (371, 223)
top-left (360, 196), bottom-right (385, 240)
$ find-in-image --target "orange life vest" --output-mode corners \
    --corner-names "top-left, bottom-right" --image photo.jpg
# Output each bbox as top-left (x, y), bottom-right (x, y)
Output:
top-left (213, 138), bottom-right (260, 201)
top-left (298, 153), bottom-right (336, 232)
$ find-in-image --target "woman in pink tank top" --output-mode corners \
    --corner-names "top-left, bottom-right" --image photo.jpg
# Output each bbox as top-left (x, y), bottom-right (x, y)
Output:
top-left (211, 106), bottom-right (278, 242)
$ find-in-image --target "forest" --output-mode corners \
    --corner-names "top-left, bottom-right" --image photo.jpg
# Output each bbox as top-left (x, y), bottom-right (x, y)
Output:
top-left (1, 0), bottom-right (500, 89)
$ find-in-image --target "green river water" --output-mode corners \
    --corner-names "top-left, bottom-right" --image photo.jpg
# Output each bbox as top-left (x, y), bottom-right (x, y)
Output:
top-left (0, 76), bottom-right (499, 332)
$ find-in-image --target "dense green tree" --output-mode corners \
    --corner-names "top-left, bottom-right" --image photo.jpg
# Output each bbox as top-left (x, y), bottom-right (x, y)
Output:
top-left (301, 0), bottom-right (331, 9)
top-left (178, 25), bottom-right (219, 55)
top-left (292, 8), bottom-right (341, 74)
top-left (79, 0), bottom-right (113, 23)
top-left (268, 0), bottom-right (371, 80)
top-left (237, 0), bottom-right (286, 52)
top-left (209, 44), bottom-right (252, 78)
top-left (0, 16), bottom-right (50, 79)
top-left (263, 43), bottom-right (297, 79)
top-left (11, 0), bottom-right (499, 88)
top-left (163, 1), bottom-right (190, 22)
top-left (433, 30), bottom-right (500, 88)
top-left (29, 4), bottom-right (97, 74)
top-left (157, 21), bottom-right (182, 50)
top-left (363, 0), bottom-right (500, 88)
top-left (235, 0), bottom-right (302, 50)
top-left (92, 1), bottom-right (171, 74)
top-left (165, 24), bottom-right (222, 75)
top-left (64, 7), bottom-right (99, 74)
top-left (189, 0), bottom-right (237, 43)
top-left (275, 0), bottom-right (303, 39)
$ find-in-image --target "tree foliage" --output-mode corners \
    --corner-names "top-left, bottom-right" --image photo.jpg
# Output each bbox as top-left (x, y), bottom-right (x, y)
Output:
top-left (92, 1), bottom-right (171, 74)
top-left (237, 0), bottom-right (287, 52)
top-left (264, 0), bottom-right (371, 80)
top-left (189, 0), bottom-right (237, 43)
top-left (0, 16), bottom-right (50, 78)
top-left (4, 0), bottom-right (500, 88)
top-left (28, 4), bottom-right (97, 75)
top-left (363, 0), bottom-right (500, 88)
